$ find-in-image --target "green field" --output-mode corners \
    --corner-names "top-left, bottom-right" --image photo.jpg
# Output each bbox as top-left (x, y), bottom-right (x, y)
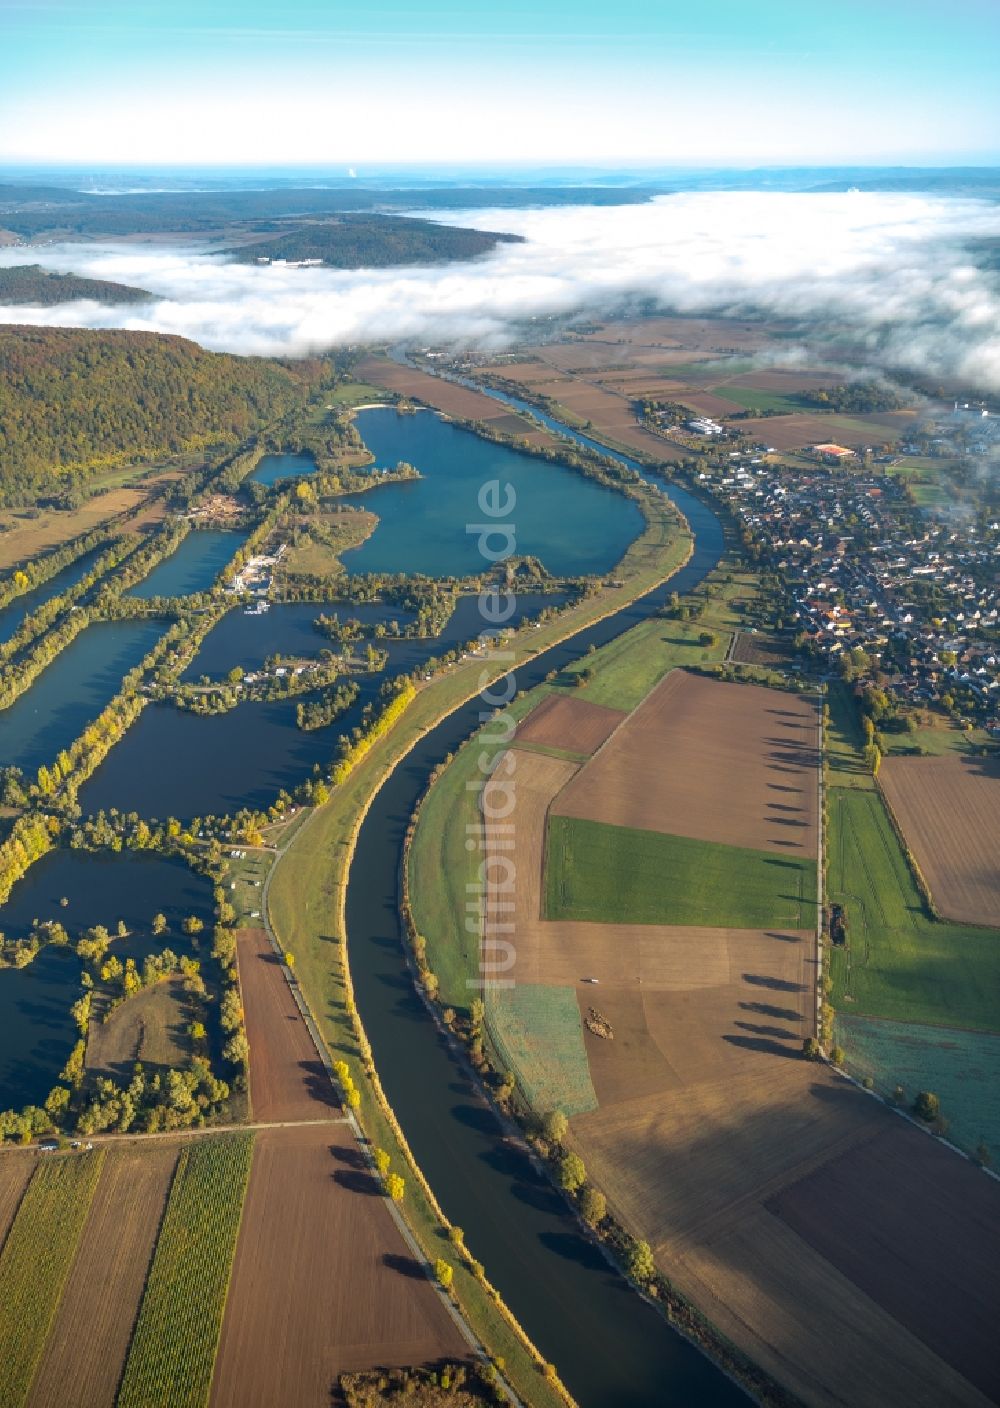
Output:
top-left (486, 984), bottom-right (597, 1116)
top-left (827, 787), bottom-right (1000, 1031)
top-left (326, 381), bottom-right (392, 407)
top-left (835, 1013), bottom-right (1000, 1162)
top-left (710, 385), bottom-right (807, 414)
top-left (544, 815), bottom-right (817, 929)
top-left (0, 1151), bottom-right (104, 1408)
top-left (117, 1132), bottom-right (254, 1408)
top-left (825, 681), bottom-right (875, 789)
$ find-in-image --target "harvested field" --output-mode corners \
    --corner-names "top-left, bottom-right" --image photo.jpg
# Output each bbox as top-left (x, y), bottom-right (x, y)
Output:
top-left (211, 1126), bottom-right (468, 1408)
top-left (486, 984), bottom-right (597, 1115)
top-left (554, 670), bottom-right (820, 856)
top-left (732, 412), bottom-right (909, 449)
top-left (0, 1153), bottom-right (33, 1252)
top-left (514, 693), bottom-right (624, 756)
top-left (355, 358), bottom-right (547, 443)
top-left (86, 975), bottom-right (191, 1080)
top-left (769, 1123), bottom-right (1000, 1403)
top-left (0, 488), bottom-right (147, 569)
top-left (237, 928), bottom-right (341, 1125)
top-left (27, 1144), bottom-right (178, 1408)
top-left (879, 754), bottom-right (1000, 927)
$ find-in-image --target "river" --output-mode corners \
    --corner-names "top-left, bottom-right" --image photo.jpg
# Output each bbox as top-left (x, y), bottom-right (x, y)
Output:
top-left (343, 387), bottom-right (746, 1405)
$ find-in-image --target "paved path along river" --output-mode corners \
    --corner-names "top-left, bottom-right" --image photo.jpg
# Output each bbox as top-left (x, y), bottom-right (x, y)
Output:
top-left (343, 391), bottom-right (750, 1406)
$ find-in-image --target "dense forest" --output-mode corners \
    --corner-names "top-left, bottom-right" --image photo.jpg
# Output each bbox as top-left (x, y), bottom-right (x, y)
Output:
top-left (0, 264), bottom-right (153, 306)
top-left (0, 327), bottom-right (331, 508)
top-left (229, 214), bottom-right (520, 268)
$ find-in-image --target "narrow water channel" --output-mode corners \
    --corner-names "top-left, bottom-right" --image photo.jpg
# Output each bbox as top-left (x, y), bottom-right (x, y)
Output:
top-left (343, 394), bottom-right (748, 1405)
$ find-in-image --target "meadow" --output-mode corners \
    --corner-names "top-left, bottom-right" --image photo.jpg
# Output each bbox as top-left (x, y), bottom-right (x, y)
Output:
top-left (544, 814), bottom-right (817, 929)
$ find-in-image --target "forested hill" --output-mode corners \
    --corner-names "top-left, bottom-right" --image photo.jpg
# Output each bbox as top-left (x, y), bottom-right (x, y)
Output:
top-left (0, 326), bottom-right (330, 509)
top-left (0, 264), bottom-right (153, 306)
top-left (229, 214), bottom-right (521, 268)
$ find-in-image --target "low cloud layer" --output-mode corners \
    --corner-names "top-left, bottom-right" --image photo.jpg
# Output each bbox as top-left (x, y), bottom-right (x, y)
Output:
top-left (2, 192), bottom-right (1000, 389)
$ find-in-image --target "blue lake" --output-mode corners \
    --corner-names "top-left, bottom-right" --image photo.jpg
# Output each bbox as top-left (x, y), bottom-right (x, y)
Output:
top-left (338, 408), bottom-right (644, 578)
top-left (248, 451), bottom-right (319, 486)
top-left (0, 618), bottom-right (165, 776)
top-left (127, 529), bottom-right (247, 599)
top-left (181, 600), bottom-right (417, 681)
top-left (80, 592), bottom-right (567, 820)
top-left (0, 548), bottom-right (103, 647)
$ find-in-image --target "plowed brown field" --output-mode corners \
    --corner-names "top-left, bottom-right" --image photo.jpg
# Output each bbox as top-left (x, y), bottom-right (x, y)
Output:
top-left (514, 694), bottom-right (624, 756)
top-left (26, 1144), bottom-right (178, 1408)
top-left (554, 670), bottom-right (819, 855)
top-left (355, 359), bottom-right (548, 442)
top-left (237, 928), bottom-right (341, 1124)
top-left (769, 1124), bottom-right (1000, 1404)
top-left (211, 1126), bottom-right (467, 1408)
top-left (879, 755), bottom-right (1000, 927)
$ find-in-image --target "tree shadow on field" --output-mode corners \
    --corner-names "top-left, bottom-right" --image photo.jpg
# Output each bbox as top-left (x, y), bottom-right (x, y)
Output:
top-left (300, 1060), bottom-right (339, 1109)
top-left (763, 857), bottom-right (804, 870)
top-left (741, 1000), bottom-right (801, 1021)
top-left (723, 1034), bottom-right (800, 1059)
top-left (735, 1021), bottom-right (799, 1041)
top-left (382, 1253), bottom-right (428, 1280)
top-left (743, 973), bottom-right (805, 992)
top-left (764, 931), bottom-right (803, 943)
top-left (330, 1143), bottom-right (366, 1168)
top-left (333, 1167), bottom-right (381, 1196)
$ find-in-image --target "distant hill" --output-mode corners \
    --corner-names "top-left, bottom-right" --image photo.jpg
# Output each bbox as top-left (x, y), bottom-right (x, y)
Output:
top-left (0, 264), bottom-right (153, 306)
top-left (0, 183), bottom-right (662, 239)
top-left (0, 326), bottom-right (330, 509)
top-left (227, 214), bottom-right (521, 269)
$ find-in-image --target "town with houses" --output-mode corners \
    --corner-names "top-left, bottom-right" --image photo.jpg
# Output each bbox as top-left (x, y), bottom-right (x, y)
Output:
top-left (700, 407), bottom-right (1000, 738)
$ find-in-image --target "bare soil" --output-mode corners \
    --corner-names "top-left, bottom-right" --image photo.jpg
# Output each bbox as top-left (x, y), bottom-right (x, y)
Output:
top-left (237, 928), bottom-right (341, 1124)
top-left (554, 670), bottom-right (819, 856)
top-left (879, 755), bottom-right (1000, 927)
top-left (769, 1124), bottom-right (1000, 1403)
top-left (514, 694), bottom-right (625, 756)
top-left (211, 1126), bottom-right (468, 1408)
top-left (26, 1144), bottom-right (178, 1408)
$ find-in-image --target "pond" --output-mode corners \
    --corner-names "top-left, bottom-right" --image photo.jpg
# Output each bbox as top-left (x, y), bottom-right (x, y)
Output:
top-left (0, 945), bottom-right (82, 1112)
top-left (0, 850), bottom-right (214, 1110)
top-left (0, 850), bottom-right (214, 942)
top-left (338, 408), bottom-right (644, 578)
top-left (127, 529), bottom-right (247, 599)
top-left (247, 451), bottom-right (319, 487)
top-left (79, 592), bottom-right (568, 819)
top-left (181, 600), bottom-right (418, 681)
top-left (0, 618), bottom-right (165, 776)
top-left (0, 547), bottom-right (103, 647)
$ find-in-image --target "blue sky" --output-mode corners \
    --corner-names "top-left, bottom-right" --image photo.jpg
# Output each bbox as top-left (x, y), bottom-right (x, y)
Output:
top-left (2, 0), bottom-right (999, 165)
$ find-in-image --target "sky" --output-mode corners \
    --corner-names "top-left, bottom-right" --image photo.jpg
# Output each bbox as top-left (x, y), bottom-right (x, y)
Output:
top-left (2, 0), bottom-right (999, 166)
top-left (3, 194), bottom-right (999, 390)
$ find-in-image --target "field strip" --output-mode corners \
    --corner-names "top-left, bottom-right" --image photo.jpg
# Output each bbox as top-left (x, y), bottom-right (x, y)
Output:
top-left (0, 1150), bottom-right (105, 1408)
top-left (26, 1145), bottom-right (179, 1408)
top-left (117, 1133), bottom-right (254, 1408)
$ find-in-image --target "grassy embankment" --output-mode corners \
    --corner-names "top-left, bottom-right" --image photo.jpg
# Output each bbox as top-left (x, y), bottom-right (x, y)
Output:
top-left (545, 815), bottom-right (817, 930)
top-left (266, 486), bottom-right (690, 1408)
top-left (117, 1132), bottom-right (254, 1408)
top-left (825, 681), bottom-right (1000, 1158)
top-left (0, 1151), bottom-right (105, 1407)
